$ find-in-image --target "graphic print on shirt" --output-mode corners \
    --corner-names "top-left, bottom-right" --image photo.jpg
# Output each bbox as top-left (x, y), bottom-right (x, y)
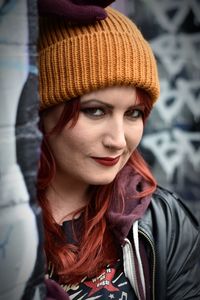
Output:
top-left (84, 267), bottom-right (119, 296)
top-left (48, 221), bottom-right (136, 299)
top-left (61, 260), bottom-right (136, 299)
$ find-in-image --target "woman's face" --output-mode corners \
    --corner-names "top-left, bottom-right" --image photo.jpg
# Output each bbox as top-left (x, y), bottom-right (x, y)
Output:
top-left (43, 86), bottom-right (144, 186)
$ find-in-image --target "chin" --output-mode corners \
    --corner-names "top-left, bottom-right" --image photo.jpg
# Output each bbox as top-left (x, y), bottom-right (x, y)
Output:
top-left (87, 174), bottom-right (118, 186)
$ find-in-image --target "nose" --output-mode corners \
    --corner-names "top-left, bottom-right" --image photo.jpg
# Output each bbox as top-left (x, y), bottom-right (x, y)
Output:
top-left (103, 118), bottom-right (127, 151)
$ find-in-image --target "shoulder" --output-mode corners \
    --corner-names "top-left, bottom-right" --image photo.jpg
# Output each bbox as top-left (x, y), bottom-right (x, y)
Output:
top-left (139, 186), bottom-right (200, 299)
top-left (145, 185), bottom-right (199, 228)
top-left (139, 185), bottom-right (200, 246)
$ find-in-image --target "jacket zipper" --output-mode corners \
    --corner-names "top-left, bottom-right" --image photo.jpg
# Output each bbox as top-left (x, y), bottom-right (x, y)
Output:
top-left (138, 229), bottom-right (156, 300)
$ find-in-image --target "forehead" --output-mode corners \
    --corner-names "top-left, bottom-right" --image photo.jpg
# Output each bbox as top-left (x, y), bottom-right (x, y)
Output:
top-left (81, 86), bottom-right (139, 106)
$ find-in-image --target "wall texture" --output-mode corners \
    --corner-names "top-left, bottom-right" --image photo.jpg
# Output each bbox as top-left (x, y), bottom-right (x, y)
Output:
top-left (124, 0), bottom-right (200, 218)
top-left (0, 1), bottom-right (45, 299)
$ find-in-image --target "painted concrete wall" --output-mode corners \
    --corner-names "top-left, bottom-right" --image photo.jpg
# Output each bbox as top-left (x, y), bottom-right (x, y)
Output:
top-left (0, 1), bottom-right (45, 299)
top-left (122, 0), bottom-right (200, 218)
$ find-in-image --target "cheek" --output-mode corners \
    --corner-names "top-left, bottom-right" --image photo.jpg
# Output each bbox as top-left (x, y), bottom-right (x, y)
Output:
top-left (128, 122), bottom-right (144, 150)
top-left (66, 120), bottom-right (98, 145)
top-left (61, 126), bottom-right (92, 153)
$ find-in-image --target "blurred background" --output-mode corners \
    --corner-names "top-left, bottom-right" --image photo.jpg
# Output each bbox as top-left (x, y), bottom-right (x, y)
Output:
top-left (0, 0), bottom-right (199, 299)
top-left (112, 0), bottom-right (200, 219)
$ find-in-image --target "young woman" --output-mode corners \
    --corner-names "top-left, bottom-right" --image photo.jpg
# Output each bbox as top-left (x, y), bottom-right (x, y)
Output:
top-left (37, 5), bottom-right (200, 300)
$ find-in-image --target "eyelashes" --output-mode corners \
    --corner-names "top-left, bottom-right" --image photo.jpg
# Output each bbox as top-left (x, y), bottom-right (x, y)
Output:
top-left (125, 108), bottom-right (144, 119)
top-left (81, 107), bottom-right (105, 117)
top-left (80, 106), bottom-right (144, 120)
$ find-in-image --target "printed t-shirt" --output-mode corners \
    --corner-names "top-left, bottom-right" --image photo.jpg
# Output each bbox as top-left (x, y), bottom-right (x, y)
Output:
top-left (48, 217), bottom-right (137, 300)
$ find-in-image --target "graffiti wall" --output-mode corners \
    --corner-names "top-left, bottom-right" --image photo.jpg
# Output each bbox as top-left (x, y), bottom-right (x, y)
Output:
top-left (0, 1), bottom-right (45, 299)
top-left (124, 0), bottom-right (200, 217)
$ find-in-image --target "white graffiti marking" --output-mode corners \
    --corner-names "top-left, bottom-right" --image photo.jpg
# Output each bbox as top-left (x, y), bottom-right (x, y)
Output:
top-left (143, 0), bottom-right (200, 32)
top-left (173, 129), bottom-right (200, 172)
top-left (156, 79), bottom-right (200, 123)
top-left (177, 79), bottom-right (200, 119)
top-left (142, 129), bottom-right (200, 180)
top-left (151, 33), bottom-right (200, 77)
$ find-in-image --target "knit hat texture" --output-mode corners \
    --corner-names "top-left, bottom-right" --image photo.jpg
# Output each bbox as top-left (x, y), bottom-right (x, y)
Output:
top-left (38, 7), bottom-right (160, 110)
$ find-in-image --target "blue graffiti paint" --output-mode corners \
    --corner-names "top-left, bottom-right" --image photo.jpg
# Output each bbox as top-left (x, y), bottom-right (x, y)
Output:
top-left (0, 225), bottom-right (13, 259)
top-left (0, 39), bottom-right (25, 45)
top-left (0, 61), bottom-right (37, 75)
top-left (0, 60), bottom-right (28, 71)
top-left (0, 0), bottom-right (17, 16)
top-left (29, 64), bottom-right (38, 75)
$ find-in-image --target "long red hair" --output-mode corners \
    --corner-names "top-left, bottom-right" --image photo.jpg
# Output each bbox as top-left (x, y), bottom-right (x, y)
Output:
top-left (37, 88), bottom-right (157, 284)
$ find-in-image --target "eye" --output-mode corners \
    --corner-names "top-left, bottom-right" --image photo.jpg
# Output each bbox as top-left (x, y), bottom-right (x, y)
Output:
top-left (125, 108), bottom-right (143, 120)
top-left (81, 107), bottom-right (105, 118)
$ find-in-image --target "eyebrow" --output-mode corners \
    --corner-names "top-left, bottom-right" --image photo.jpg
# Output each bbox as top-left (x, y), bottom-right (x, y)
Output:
top-left (80, 99), bottom-right (142, 109)
top-left (80, 99), bottom-right (114, 109)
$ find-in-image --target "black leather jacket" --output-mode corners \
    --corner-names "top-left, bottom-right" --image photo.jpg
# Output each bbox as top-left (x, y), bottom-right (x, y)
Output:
top-left (44, 186), bottom-right (200, 300)
top-left (138, 186), bottom-right (200, 299)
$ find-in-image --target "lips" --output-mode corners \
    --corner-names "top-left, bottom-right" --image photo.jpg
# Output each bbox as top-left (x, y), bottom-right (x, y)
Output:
top-left (92, 156), bottom-right (120, 166)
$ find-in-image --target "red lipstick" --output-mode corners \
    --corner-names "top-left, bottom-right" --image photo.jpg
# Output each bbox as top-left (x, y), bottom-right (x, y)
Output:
top-left (92, 156), bottom-right (120, 166)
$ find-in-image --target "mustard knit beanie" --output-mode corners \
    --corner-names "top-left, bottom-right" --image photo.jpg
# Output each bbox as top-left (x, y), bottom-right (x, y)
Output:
top-left (38, 7), bottom-right (160, 110)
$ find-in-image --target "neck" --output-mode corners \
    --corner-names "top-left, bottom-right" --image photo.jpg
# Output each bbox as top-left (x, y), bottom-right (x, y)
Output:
top-left (46, 172), bottom-right (90, 224)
